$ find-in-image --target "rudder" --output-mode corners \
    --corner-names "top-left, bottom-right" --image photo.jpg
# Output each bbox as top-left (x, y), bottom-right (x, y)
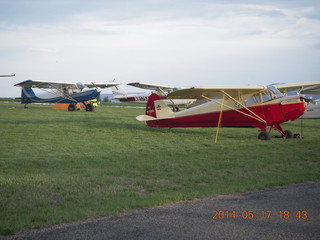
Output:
top-left (21, 87), bottom-right (36, 103)
top-left (111, 85), bottom-right (127, 95)
top-left (145, 93), bottom-right (172, 119)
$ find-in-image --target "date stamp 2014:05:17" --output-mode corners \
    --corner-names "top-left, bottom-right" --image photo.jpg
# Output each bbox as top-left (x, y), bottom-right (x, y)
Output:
top-left (211, 210), bottom-right (309, 220)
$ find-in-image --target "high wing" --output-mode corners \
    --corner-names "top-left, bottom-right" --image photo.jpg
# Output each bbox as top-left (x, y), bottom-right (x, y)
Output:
top-left (15, 80), bottom-right (119, 89)
top-left (167, 86), bottom-right (266, 99)
top-left (0, 74), bottom-right (15, 77)
top-left (274, 82), bottom-right (320, 95)
top-left (84, 82), bottom-right (120, 88)
top-left (15, 80), bottom-right (76, 89)
top-left (127, 82), bottom-right (176, 93)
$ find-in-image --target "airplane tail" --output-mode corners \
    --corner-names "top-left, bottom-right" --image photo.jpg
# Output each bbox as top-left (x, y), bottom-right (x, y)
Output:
top-left (111, 84), bottom-right (127, 96)
top-left (21, 87), bottom-right (36, 103)
top-left (136, 93), bottom-right (173, 122)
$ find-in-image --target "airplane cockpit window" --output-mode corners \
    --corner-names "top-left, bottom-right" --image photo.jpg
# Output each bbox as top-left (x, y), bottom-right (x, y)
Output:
top-left (268, 85), bottom-right (283, 98)
top-left (244, 94), bottom-right (260, 106)
top-left (262, 85), bottom-right (284, 102)
top-left (63, 88), bottom-right (68, 96)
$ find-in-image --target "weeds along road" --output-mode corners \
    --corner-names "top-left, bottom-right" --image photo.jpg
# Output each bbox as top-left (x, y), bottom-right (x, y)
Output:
top-left (5, 181), bottom-right (320, 240)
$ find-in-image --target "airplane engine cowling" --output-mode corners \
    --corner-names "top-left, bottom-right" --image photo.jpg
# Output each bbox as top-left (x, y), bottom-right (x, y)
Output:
top-left (281, 98), bottom-right (307, 121)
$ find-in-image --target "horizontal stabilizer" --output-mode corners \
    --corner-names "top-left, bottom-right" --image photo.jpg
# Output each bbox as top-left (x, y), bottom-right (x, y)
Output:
top-left (136, 115), bottom-right (156, 121)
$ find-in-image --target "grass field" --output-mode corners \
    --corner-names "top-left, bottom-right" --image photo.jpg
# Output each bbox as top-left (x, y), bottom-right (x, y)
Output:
top-left (0, 102), bottom-right (319, 235)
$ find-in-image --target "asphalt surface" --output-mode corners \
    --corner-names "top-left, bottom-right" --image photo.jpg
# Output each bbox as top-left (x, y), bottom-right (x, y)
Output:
top-left (4, 181), bottom-right (320, 240)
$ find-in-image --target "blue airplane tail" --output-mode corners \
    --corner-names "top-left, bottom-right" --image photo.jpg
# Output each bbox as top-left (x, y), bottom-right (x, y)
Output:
top-left (21, 87), bottom-right (37, 104)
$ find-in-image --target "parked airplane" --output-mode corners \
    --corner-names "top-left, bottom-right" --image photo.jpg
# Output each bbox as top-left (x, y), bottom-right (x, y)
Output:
top-left (136, 83), bottom-right (320, 142)
top-left (15, 80), bottom-right (119, 111)
top-left (302, 99), bottom-right (320, 118)
top-left (111, 83), bottom-right (152, 104)
top-left (112, 82), bottom-right (195, 110)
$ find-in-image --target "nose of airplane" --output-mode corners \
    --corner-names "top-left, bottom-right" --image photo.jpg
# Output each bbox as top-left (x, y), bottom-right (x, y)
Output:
top-left (281, 97), bottom-right (307, 121)
top-left (96, 87), bottom-right (102, 92)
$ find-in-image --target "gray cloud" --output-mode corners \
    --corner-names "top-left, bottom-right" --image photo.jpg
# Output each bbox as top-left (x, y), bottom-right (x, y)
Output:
top-left (1, 0), bottom-right (319, 97)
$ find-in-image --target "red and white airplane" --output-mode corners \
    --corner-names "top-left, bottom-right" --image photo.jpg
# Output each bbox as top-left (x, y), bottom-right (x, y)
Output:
top-left (136, 83), bottom-right (320, 142)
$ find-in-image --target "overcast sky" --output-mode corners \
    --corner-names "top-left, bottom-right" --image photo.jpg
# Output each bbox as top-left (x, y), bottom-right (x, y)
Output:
top-left (1, 0), bottom-right (320, 97)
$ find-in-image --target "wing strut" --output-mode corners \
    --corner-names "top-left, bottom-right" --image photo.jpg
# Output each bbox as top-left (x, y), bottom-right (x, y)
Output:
top-left (215, 94), bottom-right (225, 143)
top-left (221, 90), bottom-right (267, 124)
top-left (201, 94), bottom-right (266, 124)
top-left (200, 91), bottom-right (267, 142)
top-left (45, 83), bottom-right (77, 103)
top-left (158, 87), bottom-right (179, 110)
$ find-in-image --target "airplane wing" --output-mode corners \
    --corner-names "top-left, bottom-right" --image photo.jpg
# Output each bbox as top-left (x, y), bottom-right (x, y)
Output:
top-left (14, 80), bottom-right (77, 89)
top-left (84, 82), bottom-right (120, 88)
top-left (127, 82), bottom-right (176, 92)
top-left (167, 86), bottom-right (265, 99)
top-left (274, 82), bottom-right (320, 95)
top-left (0, 74), bottom-right (15, 77)
top-left (15, 80), bottom-right (120, 89)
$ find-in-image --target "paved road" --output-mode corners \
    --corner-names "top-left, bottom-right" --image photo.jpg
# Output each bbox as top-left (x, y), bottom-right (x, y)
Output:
top-left (4, 181), bottom-right (320, 240)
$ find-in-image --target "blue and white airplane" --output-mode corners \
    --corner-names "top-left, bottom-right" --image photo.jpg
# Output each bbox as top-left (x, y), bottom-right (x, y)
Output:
top-left (15, 80), bottom-right (119, 111)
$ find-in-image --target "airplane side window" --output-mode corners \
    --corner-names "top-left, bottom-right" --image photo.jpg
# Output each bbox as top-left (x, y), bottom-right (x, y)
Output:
top-left (261, 90), bottom-right (272, 102)
top-left (63, 88), bottom-right (68, 96)
top-left (267, 85), bottom-right (284, 99)
top-left (261, 86), bottom-right (283, 102)
top-left (245, 94), bottom-right (260, 106)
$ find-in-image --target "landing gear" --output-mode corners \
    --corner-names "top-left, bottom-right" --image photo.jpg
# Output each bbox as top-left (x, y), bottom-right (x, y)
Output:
top-left (68, 103), bottom-right (76, 111)
top-left (172, 106), bottom-right (179, 112)
top-left (262, 124), bottom-right (301, 139)
top-left (86, 103), bottom-right (93, 112)
top-left (83, 102), bottom-right (94, 112)
top-left (283, 130), bottom-right (293, 139)
top-left (258, 131), bottom-right (270, 140)
top-left (67, 102), bottom-right (94, 111)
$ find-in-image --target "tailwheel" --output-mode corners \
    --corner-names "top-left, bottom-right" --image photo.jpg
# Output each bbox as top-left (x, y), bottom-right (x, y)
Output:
top-left (284, 130), bottom-right (293, 139)
top-left (172, 106), bottom-right (179, 112)
top-left (258, 131), bottom-right (270, 141)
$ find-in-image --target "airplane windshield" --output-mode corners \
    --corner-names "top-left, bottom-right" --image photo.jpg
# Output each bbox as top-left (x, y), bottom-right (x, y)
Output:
top-left (263, 85), bottom-right (283, 101)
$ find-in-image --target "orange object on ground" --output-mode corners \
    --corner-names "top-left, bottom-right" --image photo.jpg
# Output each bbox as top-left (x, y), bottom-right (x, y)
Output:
top-left (52, 103), bottom-right (85, 111)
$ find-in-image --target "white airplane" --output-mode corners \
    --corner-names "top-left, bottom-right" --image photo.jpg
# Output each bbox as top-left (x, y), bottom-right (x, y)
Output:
top-left (15, 80), bottom-right (119, 111)
top-left (302, 99), bottom-right (320, 118)
top-left (112, 82), bottom-right (196, 111)
top-left (111, 83), bottom-right (152, 104)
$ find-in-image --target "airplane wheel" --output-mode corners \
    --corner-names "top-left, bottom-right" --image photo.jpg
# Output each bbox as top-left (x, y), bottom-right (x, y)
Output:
top-left (284, 130), bottom-right (293, 139)
top-left (85, 103), bottom-right (94, 112)
top-left (172, 106), bottom-right (179, 112)
top-left (68, 103), bottom-right (76, 111)
top-left (258, 131), bottom-right (270, 140)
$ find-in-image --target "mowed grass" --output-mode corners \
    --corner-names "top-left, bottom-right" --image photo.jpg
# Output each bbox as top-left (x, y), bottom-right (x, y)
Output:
top-left (0, 102), bottom-right (319, 235)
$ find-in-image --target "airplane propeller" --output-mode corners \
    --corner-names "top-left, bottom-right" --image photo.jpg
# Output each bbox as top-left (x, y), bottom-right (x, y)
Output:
top-left (90, 82), bottom-right (102, 94)
top-left (300, 95), bottom-right (316, 104)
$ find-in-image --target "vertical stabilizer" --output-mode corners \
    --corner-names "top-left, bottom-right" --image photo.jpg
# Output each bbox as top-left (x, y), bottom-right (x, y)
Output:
top-left (21, 87), bottom-right (36, 103)
top-left (145, 93), bottom-right (172, 119)
top-left (111, 84), bottom-right (127, 95)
